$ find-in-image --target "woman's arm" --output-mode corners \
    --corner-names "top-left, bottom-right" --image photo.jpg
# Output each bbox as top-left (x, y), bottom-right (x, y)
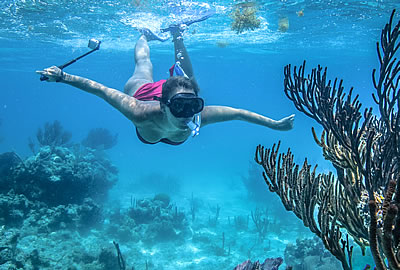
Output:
top-left (201, 105), bottom-right (295, 131)
top-left (36, 66), bottom-right (142, 122)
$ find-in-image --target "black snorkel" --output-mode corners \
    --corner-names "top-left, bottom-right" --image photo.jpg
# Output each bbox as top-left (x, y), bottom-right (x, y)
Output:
top-left (40, 38), bottom-right (101, 81)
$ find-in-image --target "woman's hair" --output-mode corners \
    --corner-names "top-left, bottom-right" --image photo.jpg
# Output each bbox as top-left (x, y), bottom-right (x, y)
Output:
top-left (161, 76), bottom-right (200, 102)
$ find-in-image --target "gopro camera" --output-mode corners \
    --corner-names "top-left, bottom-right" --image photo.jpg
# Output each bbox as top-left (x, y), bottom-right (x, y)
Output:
top-left (88, 38), bottom-right (101, 50)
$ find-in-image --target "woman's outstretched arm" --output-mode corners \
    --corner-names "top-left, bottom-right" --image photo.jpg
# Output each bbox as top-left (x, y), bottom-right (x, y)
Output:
top-left (201, 105), bottom-right (295, 131)
top-left (36, 66), bottom-right (142, 122)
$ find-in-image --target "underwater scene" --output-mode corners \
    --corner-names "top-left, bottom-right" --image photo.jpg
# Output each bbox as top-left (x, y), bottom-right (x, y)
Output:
top-left (1, 0), bottom-right (400, 269)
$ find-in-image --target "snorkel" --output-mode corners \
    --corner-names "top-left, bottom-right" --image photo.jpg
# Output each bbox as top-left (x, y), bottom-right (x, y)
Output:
top-left (186, 113), bottom-right (201, 137)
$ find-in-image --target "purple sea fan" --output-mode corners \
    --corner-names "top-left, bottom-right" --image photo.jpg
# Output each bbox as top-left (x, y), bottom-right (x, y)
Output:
top-left (82, 127), bottom-right (118, 150)
top-left (234, 257), bottom-right (283, 270)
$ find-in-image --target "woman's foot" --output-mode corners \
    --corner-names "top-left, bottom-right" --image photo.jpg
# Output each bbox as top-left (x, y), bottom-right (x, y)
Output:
top-left (161, 23), bottom-right (186, 41)
top-left (160, 9), bottom-right (215, 39)
top-left (137, 28), bottom-right (170, 42)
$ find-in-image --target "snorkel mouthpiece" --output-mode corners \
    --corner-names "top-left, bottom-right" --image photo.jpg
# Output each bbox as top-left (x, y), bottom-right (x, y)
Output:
top-left (186, 114), bottom-right (201, 137)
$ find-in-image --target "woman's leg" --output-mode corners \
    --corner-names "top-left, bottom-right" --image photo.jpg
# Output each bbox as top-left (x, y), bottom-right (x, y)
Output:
top-left (172, 31), bottom-right (198, 85)
top-left (124, 35), bottom-right (154, 96)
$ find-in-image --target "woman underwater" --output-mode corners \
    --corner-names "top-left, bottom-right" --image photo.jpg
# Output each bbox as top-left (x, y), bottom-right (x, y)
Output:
top-left (36, 22), bottom-right (295, 146)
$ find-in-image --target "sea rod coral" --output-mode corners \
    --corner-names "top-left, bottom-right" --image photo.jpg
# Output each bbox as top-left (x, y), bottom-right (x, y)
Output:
top-left (255, 10), bottom-right (400, 270)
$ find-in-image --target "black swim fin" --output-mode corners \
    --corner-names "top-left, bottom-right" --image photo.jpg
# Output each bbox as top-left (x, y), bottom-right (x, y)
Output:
top-left (160, 9), bottom-right (215, 33)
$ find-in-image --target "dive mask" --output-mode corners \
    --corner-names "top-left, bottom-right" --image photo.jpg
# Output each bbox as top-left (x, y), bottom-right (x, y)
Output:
top-left (164, 93), bottom-right (204, 118)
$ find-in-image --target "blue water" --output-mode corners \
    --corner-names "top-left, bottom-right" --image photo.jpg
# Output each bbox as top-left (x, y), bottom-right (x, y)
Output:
top-left (1, 0), bottom-right (399, 269)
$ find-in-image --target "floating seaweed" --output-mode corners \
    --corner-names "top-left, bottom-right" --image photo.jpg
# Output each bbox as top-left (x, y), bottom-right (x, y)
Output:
top-left (278, 17), bottom-right (289, 32)
top-left (255, 10), bottom-right (400, 270)
top-left (296, 10), bottom-right (304, 17)
top-left (216, 41), bottom-right (230, 48)
top-left (231, 2), bottom-right (261, 34)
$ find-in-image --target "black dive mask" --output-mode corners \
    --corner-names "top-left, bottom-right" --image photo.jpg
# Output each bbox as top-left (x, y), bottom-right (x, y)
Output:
top-left (164, 93), bottom-right (204, 118)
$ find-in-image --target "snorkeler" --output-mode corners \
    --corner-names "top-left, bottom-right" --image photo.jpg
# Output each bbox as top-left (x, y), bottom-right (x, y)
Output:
top-left (36, 22), bottom-right (295, 146)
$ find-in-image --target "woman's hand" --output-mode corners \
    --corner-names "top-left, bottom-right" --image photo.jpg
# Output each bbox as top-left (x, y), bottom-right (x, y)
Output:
top-left (36, 66), bottom-right (64, 82)
top-left (276, 114), bottom-right (295, 131)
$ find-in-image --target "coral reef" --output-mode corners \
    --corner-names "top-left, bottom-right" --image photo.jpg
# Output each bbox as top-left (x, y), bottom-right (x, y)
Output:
top-left (284, 237), bottom-right (340, 269)
top-left (0, 152), bottom-right (23, 193)
top-left (255, 10), bottom-right (400, 270)
top-left (0, 131), bottom-right (118, 268)
top-left (231, 2), bottom-right (261, 34)
top-left (127, 194), bottom-right (189, 244)
top-left (0, 120), bottom-right (118, 258)
top-left (0, 191), bottom-right (33, 227)
top-left (0, 192), bottom-right (105, 268)
top-left (9, 145), bottom-right (117, 206)
top-left (82, 127), bottom-right (118, 150)
top-left (105, 194), bottom-right (190, 245)
top-left (0, 227), bottom-right (22, 269)
top-left (0, 223), bottom-right (117, 270)
top-left (0, 192), bottom-right (192, 269)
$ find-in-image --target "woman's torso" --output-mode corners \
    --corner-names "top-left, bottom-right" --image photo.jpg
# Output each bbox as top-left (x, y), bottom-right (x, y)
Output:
top-left (133, 103), bottom-right (192, 144)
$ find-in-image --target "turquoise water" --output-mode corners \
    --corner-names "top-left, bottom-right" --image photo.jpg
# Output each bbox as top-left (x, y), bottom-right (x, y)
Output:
top-left (1, 0), bottom-right (399, 269)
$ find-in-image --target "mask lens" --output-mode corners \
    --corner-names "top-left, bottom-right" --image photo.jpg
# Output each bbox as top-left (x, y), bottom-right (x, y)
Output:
top-left (191, 99), bottom-right (203, 113)
top-left (168, 95), bottom-right (204, 118)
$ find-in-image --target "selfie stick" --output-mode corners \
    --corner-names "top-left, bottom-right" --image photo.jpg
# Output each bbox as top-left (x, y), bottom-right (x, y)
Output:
top-left (40, 39), bottom-right (101, 81)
